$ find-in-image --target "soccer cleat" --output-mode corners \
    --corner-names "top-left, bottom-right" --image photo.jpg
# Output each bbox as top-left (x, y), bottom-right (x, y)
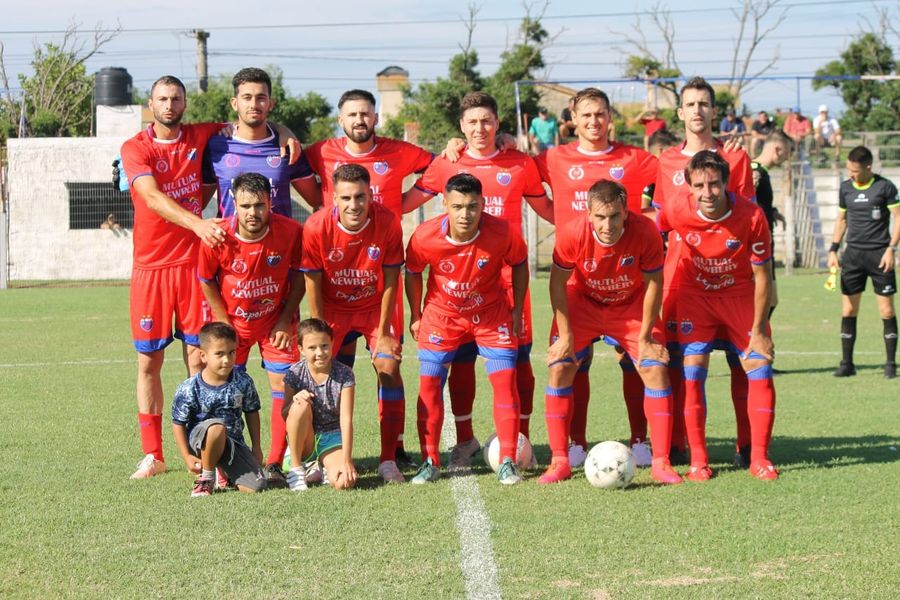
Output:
top-left (130, 453), bottom-right (166, 479)
top-left (733, 445), bottom-right (751, 469)
top-left (215, 468), bottom-right (230, 491)
top-left (631, 441), bottom-right (652, 467)
top-left (190, 478), bottom-right (213, 498)
top-left (884, 363), bottom-right (897, 380)
top-left (567, 443), bottom-right (588, 468)
top-left (448, 438), bottom-right (481, 469)
top-left (669, 446), bottom-right (689, 466)
top-left (377, 460), bottom-right (405, 483)
top-left (650, 458), bottom-right (683, 485)
top-left (497, 457), bottom-right (522, 485)
top-left (410, 458), bottom-right (441, 484)
top-left (687, 464), bottom-right (713, 482)
top-left (538, 458), bottom-right (572, 484)
top-left (303, 461), bottom-right (323, 485)
top-left (833, 362), bottom-right (856, 377)
top-left (749, 460), bottom-right (779, 481)
top-left (264, 463), bottom-right (288, 489)
top-left (286, 467), bottom-right (308, 492)
top-left (395, 447), bottom-right (418, 471)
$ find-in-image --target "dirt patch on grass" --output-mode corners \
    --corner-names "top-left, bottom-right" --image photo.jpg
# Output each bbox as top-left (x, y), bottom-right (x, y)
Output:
top-left (647, 575), bottom-right (740, 587)
top-left (553, 579), bottom-right (580, 589)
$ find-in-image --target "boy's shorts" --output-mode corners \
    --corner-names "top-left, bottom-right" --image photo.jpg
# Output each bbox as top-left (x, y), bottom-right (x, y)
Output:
top-left (189, 418), bottom-right (267, 491)
top-left (131, 264), bottom-right (207, 352)
top-left (303, 429), bottom-right (342, 462)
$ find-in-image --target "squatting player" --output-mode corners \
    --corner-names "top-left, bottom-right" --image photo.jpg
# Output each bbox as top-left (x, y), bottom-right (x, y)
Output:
top-left (300, 164), bottom-right (408, 484)
top-left (405, 173), bottom-right (529, 485)
top-left (543, 180), bottom-right (682, 484)
top-left (197, 173), bottom-right (305, 488)
top-left (659, 151), bottom-right (778, 482)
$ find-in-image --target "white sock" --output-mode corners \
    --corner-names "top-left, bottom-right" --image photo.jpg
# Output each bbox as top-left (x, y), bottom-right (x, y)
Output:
top-left (201, 468), bottom-right (215, 481)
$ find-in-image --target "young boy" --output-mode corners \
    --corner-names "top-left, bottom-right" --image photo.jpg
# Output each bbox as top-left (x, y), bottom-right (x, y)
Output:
top-left (282, 319), bottom-right (358, 491)
top-left (171, 322), bottom-right (267, 497)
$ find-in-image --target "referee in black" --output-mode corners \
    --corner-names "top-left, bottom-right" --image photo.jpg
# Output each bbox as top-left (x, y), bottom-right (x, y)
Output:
top-left (828, 145), bottom-right (900, 378)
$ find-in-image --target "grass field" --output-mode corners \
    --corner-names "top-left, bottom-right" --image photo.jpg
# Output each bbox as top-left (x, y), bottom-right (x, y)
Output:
top-left (1, 272), bottom-right (898, 599)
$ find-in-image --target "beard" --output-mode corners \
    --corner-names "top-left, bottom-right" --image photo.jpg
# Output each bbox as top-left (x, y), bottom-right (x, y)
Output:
top-left (344, 124), bottom-right (374, 144)
top-left (153, 108), bottom-right (183, 127)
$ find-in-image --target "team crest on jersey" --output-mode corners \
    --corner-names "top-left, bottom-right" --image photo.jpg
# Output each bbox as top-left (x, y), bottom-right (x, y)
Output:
top-left (367, 244), bottom-right (381, 260)
top-left (439, 259), bottom-right (455, 274)
top-left (672, 171), bottom-right (686, 186)
top-left (266, 156), bottom-right (282, 168)
top-left (620, 254), bottom-right (635, 267)
top-left (328, 248), bottom-right (345, 263)
top-left (496, 171), bottom-right (512, 186)
top-left (608, 164), bottom-right (625, 180)
top-left (685, 232), bottom-right (702, 246)
top-left (476, 256), bottom-right (489, 269)
top-left (231, 259), bottom-right (248, 274)
top-left (583, 258), bottom-right (598, 272)
top-left (568, 165), bottom-right (585, 180)
top-left (680, 319), bottom-right (694, 334)
top-left (373, 161), bottom-right (389, 175)
top-left (266, 253), bottom-right (282, 267)
top-left (725, 238), bottom-right (742, 250)
top-left (224, 154), bottom-right (241, 168)
top-left (139, 316), bottom-right (154, 332)
top-left (155, 159), bottom-right (169, 174)
top-left (428, 331), bottom-right (443, 344)
top-left (187, 148), bottom-right (197, 161)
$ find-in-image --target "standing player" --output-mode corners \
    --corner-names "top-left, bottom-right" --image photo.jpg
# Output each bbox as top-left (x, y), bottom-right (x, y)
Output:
top-left (534, 87), bottom-right (659, 467)
top-left (542, 180), bottom-right (681, 485)
top-left (659, 151), bottom-right (777, 481)
top-left (828, 145), bottom-right (900, 378)
top-left (300, 164), bottom-right (407, 483)
top-left (402, 91), bottom-right (552, 467)
top-left (405, 173), bottom-right (529, 484)
top-left (121, 75), bottom-right (229, 479)
top-left (197, 173), bottom-right (305, 488)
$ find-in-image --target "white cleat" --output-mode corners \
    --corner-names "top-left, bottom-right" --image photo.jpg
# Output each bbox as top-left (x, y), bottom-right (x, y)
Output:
top-left (378, 460), bottom-right (406, 483)
top-left (130, 453), bottom-right (166, 479)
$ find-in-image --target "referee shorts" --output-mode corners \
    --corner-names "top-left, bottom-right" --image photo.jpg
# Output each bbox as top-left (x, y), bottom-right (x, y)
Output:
top-left (840, 246), bottom-right (897, 296)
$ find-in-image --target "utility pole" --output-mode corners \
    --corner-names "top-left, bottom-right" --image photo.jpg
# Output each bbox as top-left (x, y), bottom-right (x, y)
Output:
top-left (192, 29), bottom-right (210, 93)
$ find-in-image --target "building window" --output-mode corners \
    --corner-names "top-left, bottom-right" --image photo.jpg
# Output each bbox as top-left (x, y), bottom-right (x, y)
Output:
top-left (66, 182), bottom-right (133, 230)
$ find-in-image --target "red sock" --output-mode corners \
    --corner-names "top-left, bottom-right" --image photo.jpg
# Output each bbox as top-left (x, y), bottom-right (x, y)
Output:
top-left (417, 369), bottom-right (445, 466)
top-left (747, 367), bottom-right (776, 463)
top-left (620, 360), bottom-right (647, 444)
top-left (643, 387), bottom-right (673, 460)
top-left (544, 385), bottom-right (573, 458)
top-left (729, 359), bottom-right (751, 448)
top-left (448, 360), bottom-right (476, 443)
top-left (516, 360), bottom-right (535, 439)
top-left (683, 366), bottom-right (709, 466)
top-left (488, 367), bottom-right (520, 462)
top-left (570, 366), bottom-right (591, 448)
top-left (668, 361), bottom-right (686, 451)
top-left (265, 393), bottom-right (287, 466)
top-left (378, 386), bottom-right (405, 463)
top-left (138, 412), bottom-right (163, 462)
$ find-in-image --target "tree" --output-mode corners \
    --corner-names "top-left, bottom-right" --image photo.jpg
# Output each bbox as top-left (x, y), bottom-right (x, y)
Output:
top-left (813, 33), bottom-right (899, 131)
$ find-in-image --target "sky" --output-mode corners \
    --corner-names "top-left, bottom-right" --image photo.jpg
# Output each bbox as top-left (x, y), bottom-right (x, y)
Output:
top-left (1, 0), bottom-right (897, 119)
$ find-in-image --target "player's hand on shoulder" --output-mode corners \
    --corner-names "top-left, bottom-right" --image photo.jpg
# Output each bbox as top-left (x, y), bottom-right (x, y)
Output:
top-left (193, 218), bottom-right (226, 247)
top-left (496, 132), bottom-right (517, 153)
top-left (442, 138), bottom-right (466, 162)
top-left (722, 134), bottom-right (744, 153)
top-left (282, 138), bottom-right (302, 165)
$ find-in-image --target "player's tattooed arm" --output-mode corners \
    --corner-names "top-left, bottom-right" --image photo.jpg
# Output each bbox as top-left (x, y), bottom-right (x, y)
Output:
top-left (547, 265), bottom-right (577, 365)
top-left (405, 271), bottom-right (424, 341)
top-left (304, 271), bottom-right (325, 319)
top-left (199, 279), bottom-right (232, 327)
top-left (133, 176), bottom-right (226, 247)
top-left (270, 271), bottom-right (306, 350)
top-left (747, 261), bottom-right (774, 361)
top-left (171, 423), bottom-right (202, 474)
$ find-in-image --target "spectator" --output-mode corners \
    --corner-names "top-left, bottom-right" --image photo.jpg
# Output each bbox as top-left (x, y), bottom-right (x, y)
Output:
top-left (558, 96), bottom-right (576, 140)
top-left (528, 107), bottom-right (559, 153)
top-left (719, 108), bottom-right (747, 138)
top-left (783, 106), bottom-right (812, 155)
top-left (814, 104), bottom-right (843, 165)
top-left (100, 213), bottom-right (123, 231)
top-left (636, 107), bottom-right (667, 151)
top-left (750, 111), bottom-right (776, 157)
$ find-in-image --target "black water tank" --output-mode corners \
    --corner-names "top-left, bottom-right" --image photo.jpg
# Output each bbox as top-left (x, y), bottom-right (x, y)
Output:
top-left (95, 67), bottom-right (133, 106)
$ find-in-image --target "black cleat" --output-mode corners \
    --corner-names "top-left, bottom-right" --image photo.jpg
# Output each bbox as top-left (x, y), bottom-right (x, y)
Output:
top-left (394, 447), bottom-right (418, 471)
top-left (264, 463), bottom-right (288, 489)
top-left (733, 445), bottom-right (751, 469)
top-left (884, 363), bottom-right (896, 379)
top-left (833, 362), bottom-right (856, 377)
top-left (669, 446), bottom-right (689, 466)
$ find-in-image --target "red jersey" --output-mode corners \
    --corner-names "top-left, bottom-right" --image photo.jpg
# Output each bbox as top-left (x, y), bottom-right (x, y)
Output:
top-left (121, 123), bottom-right (222, 269)
top-left (406, 213), bottom-right (527, 317)
top-left (416, 149), bottom-right (546, 232)
top-left (301, 202), bottom-right (404, 313)
top-left (304, 136), bottom-right (434, 215)
top-left (659, 194), bottom-right (772, 297)
top-left (553, 210), bottom-right (663, 306)
top-left (534, 141), bottom-right (657, 228)
top-left (653, 141), bottom-right (754, 209)
top-left (197, 214), bottom-right (303, 325)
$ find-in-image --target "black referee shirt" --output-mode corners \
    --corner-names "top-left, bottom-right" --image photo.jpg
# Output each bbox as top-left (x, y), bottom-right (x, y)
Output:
top-left (839, 174), bottom-right (900, 250)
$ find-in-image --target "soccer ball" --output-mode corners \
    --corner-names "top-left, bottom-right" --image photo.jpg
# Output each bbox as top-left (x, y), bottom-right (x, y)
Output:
top-left (482, 432), bottom-right (533, 472)
top-left (584, 441), bottom-right (636, 489)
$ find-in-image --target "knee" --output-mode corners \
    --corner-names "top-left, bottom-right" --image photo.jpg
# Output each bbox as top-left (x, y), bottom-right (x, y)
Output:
top-left (286, 399), bottom-right (312, 421)
top-left (548, 363), bottom-right (576, 387)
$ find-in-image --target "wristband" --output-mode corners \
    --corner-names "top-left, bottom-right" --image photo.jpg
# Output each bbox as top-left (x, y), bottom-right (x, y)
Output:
top-left (829, 242), bottom-right (840, 253)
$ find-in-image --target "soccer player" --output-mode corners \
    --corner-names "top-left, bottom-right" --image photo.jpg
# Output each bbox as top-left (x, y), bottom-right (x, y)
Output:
top-left (300, 164), bottom-right (407, 483)
top-left (659, 150), bottom-right (777, 482)
top-left (653, 76), bottom-right (756, 467)
top-left (171, 322), bottom-right (266, 497)
top-left (751, 130), bottom-right (790, 319)
top-left (197, 172), bottom-right (305, 488)
top-left (543, 180), bottom-right (682, 485)
top-left (828, 145), bottom-right (900, 378)
top-left (204, 67), bottom-right (321, 218)
top-left (405, 173), bottom-right (528, 484)
top-left (534, 87), bottom-right (659, 467)
top-left (402, 91), bottom-right (553, 467)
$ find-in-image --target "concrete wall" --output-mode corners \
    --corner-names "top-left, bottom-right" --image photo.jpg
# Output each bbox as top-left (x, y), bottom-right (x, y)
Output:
top-left (7, 137), bottom-right (132, 280)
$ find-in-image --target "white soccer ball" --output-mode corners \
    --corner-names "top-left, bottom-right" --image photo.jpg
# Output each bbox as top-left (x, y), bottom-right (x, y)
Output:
top-left (482, 432), bottom-right (533, 472)
top-left (584, 441), bottom-right (636, 489)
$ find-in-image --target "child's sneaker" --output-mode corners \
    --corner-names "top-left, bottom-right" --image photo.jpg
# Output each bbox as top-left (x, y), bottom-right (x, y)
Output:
top-left (448, 438), bottom-right (481, 469)
top-left (497, 458), bottom-right (522, 485)
top-left (749, 460), bottom-right (779, 481)
top-left (631, 441), bottom-right (652, 467)
top-left (650, 458), bottom-right (683, 485)
top-left (411, 458), bottom-right (441, 484)
top-left (191, 478), bottom-right (213, 497)
top-left (538, 458), bottom-right (572, 484)
top-left (567, 443), bottom-right (588, 468)
top-left (378, 460), bottom-right (405, 483)
top-left (215, 468), bottom-right (230, 491)
top-left (264, 463), bottom-right (288, 488)
top-left (687, 464), bottom-right (713, 482)
top-left (130, 453), bottom-right (166, 479)
top-left (286, 467), bottom-right (308, 492)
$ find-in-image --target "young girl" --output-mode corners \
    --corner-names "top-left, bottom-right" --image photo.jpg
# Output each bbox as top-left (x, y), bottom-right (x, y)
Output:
top-left (282, 319), bottom-right (357, 491)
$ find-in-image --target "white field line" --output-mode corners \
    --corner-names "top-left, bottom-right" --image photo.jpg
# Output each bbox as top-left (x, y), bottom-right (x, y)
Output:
top-left (441, 390), bottom-right (502, 600)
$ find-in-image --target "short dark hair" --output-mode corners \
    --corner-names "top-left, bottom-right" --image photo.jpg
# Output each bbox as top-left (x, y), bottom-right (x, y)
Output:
top-left (232, 67), bottom-right (272, 95)
top-left (573, 87), bottom-right (611, 111)
top-left (680, 77), bottom-right (716, 107)
top-left (199, 322), bottom-right (237, 347)
top-left (648, 129), bottom-right (679, 150)
top-left (764, 129), bottom-right (792, 151)
top-left (150, 75), bottom-right (186, 97)
top-left (298, 318), bottom-right (334, 345)
top-left (587, 180), bottom-right (627, 208)
top-left (445, 173), bottom-right (482, 197)
top-left (338, 89), bottom-right (376, 109)
top-left (332, 163), bottom-right (370, 186)
top-left (847, 145), bottom-right (873, 166)
top-left (685, 150), bottom-right (730, 186)
top-left (232, 172), bottom-right (271, 198)
top-left (459, 91), bottom-right (498, 119)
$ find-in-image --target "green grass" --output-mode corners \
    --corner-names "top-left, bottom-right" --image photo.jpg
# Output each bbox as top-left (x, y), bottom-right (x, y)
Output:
top-left (1, 272), bottom-right (898, 599)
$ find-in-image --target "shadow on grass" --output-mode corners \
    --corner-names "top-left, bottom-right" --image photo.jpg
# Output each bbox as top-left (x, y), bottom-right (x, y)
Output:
top-left (773, 363), bottom-right (887, 376)
top-left (707, 435), bottom-right (899, 472)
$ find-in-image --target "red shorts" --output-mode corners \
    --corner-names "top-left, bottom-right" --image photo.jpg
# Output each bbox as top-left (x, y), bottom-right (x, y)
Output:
top-left (417, 301), bottom-right (518, 362)
top-left (325, 305), bottom-right (401, 359)
top-left (676, 293), bottom-right (770, 358)
top-left (550, 288), bottom-right (666, 364)
top-left (130, 264), bottom-right (207, 352)
top-left (233, 317), bottom-right (300, 374)
top-left (338, 295), bottom-right (404, 349)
